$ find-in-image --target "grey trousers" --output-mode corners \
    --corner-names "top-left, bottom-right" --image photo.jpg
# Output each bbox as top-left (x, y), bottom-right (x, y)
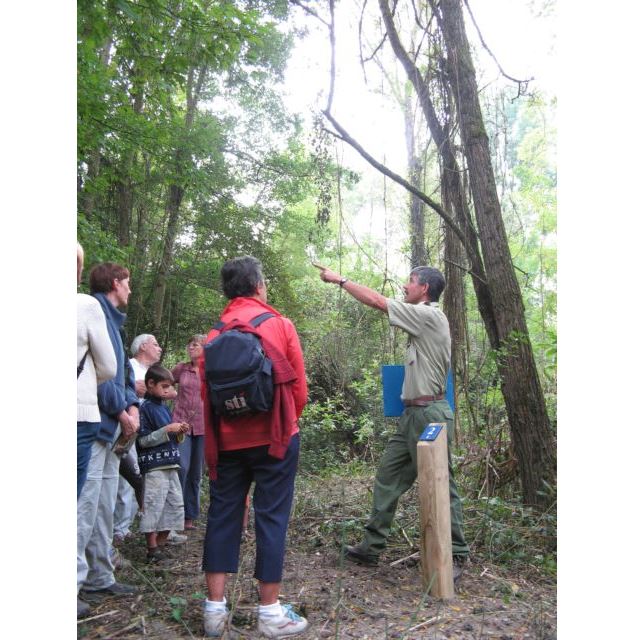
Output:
top-left (113, 445), bottom-right (139, 537)
top-left (77, 438), bottom-right (119, 592)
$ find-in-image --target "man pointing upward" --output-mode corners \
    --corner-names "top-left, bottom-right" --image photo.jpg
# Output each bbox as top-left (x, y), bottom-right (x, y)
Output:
top-left (317, 264), bottom-right (469, 580)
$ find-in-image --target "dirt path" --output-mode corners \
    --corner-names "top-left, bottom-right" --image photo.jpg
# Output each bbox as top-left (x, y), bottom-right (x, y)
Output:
top-left (78, 477), bottom-right (556, 639)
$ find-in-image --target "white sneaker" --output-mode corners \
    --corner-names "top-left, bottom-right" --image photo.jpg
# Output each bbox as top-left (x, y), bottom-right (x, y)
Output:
top-left (166, 530), bottom-right (187, 545)
top-left (203, 608), bottom-right (229, 637)
top-left (258, 604), bottom-right (308, 638)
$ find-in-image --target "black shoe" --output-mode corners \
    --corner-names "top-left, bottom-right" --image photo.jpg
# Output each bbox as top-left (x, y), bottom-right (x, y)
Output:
top-left (77, 597), bottom-right (91, 619)
top-left (146, 548), bottom-right (169, 563)
top-left (453, 555), bottom-right (468, 583)
top-left (81, 581), bottom-right (138, 601)
top-left (344, 544), bottom-right (379, 566)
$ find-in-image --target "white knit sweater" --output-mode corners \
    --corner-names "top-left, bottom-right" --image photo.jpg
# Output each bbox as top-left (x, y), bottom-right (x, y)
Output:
top-left (77, 293), bottom-right (117, 422)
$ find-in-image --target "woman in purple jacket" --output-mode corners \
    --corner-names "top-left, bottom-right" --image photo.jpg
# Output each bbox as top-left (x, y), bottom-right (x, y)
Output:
top-left (172, 335), bottom-right (206, 530)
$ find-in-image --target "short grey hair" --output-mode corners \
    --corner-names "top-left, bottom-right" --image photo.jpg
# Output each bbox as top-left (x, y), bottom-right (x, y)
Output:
top-left (131, 334), bottom-right (155, 356)
top-left (410, 266), bottom-right (445, 302)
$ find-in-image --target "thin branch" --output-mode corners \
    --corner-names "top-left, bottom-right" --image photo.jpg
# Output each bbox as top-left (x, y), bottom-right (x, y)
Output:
top-left (408, 616), bottom-right (443, 632)
top-left (289, 0), bottom-right (330, 27)
top-left (360, 0), bottom-right (389, 68)
top-left (389, 551), bottom-right (420, 566)
top-left (322, 109), bottom-right (467, 247)
top-left (224, 147), bottom-right (312, 179)
top-left (410, 0), bottom-right (426, 30)
top-left (462, 0), bottom-right (533, 99)
top-left (326, 0), bottom-right (336, 113)
top-left (358, 0), bottom-right (370, 82)
top-left (443, 257), bottom-right (487, 284)
top-left (76, 610), bottom-right (119, 624)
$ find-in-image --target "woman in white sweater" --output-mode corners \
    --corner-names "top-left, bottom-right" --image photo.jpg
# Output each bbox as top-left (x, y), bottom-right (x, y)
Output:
top-left (77, 244), bottom-right (117, 498)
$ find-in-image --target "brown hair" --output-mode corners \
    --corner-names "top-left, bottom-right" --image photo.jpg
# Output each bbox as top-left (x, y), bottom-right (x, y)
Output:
top-left (89, 262), bottom-right (130, 294)
top-left (145, 364), bottom-right (174, 386)
top-left (188, 334), bottom-right (206, 346)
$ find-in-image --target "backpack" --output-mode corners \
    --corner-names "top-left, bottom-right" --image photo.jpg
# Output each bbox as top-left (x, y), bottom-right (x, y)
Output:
top-left (203, 312), bottom-right (275, 418)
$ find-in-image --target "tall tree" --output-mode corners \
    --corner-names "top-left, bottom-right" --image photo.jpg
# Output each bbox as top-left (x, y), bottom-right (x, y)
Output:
top-left (314, 0), bottom-right (555, 504)
top-left (403, 88), bottom-right (428, 267)
top-left (433, 0), bottom-right (555, 504)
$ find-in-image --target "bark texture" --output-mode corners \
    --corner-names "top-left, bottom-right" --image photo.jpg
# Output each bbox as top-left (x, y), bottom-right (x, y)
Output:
top-left (153, 66), bottom-right (208, 335)
top-left (404, 91), bottom-right (428, 267)
top-left (437, 0), bottom-right (555, 503)
top-left (441, 166), bottom-right (467, 439)
top-left (378, 0), bottom-right (499, 350)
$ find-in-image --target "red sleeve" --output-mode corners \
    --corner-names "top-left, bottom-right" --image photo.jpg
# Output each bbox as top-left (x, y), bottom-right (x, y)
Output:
top-left (282, 318), bottom-right (308, 419)
top-left (200, 328), bottom-right (219, 429)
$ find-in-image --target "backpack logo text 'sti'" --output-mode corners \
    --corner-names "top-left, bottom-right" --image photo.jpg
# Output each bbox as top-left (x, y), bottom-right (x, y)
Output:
top-left (224, 394), bottom-right (248, 411)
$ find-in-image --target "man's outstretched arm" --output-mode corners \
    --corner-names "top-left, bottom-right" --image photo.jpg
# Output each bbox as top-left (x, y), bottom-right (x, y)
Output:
top-left (318, 267), bottom-right (388, 313)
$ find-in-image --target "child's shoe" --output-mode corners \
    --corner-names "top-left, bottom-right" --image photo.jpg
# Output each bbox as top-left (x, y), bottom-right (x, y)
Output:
top-left (257, 603), bottom-right (308, 638)
top-left (203, 601), bottom-right (229, 637)
top-left (166, 530), bottom-right (187, 545)
top-left (146, 547), bottom-right (169, 563)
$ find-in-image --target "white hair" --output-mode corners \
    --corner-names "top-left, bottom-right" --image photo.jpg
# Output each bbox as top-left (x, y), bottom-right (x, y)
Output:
top-left (130, 334), bottom-right (155, 356)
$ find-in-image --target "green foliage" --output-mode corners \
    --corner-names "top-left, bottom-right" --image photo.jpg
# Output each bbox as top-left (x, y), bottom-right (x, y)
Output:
top-left (77, 212), bottom-right (129, 275)
top-left (169, 596), bottom-right (187, 622)
top-left (468, 495), bottom-right (557, 575)
top-left (77, 0), bottom-right (322, 353)
top-left (298, 355), bottom-right (391, 474)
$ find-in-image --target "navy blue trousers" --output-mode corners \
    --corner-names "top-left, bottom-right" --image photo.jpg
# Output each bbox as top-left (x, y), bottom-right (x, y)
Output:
top-left (202, 434), bottom-right (299, 583)
top-left (178, 433), bottom-right (205, 521)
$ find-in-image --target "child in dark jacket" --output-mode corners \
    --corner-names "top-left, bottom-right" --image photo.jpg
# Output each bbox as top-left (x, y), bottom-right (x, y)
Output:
top-left (137, 365), bottom-right (190, 562)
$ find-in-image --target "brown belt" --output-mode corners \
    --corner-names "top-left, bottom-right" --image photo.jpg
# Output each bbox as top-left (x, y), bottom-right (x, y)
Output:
top-left (404, 393), bottom-right (445, 407)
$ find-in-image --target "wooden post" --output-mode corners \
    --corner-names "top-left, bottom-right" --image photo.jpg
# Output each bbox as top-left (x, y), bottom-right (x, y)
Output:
top-left (417, 422), bottom-right (454, 599)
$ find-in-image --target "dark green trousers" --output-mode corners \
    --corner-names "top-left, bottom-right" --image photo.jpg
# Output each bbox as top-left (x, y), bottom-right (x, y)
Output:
top-left (361, 402), bottom-right (469, 557)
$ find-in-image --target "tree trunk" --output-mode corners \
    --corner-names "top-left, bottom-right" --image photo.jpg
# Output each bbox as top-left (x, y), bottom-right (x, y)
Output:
top-left (116, 72), bottom-right (145, 247)
top-left (153, 66), bottom-right (208, 334)
top-left (378, 0), bottom-right (499, 350)
top-left (437, 0), bottom-right (555, 504)
top-left (81, 149), bottom-right (102, 218)
top-left (404, 90), bottom-right (428, 267)
top-left (441, 166), bottom-right (467, 442)
top-left (116, 169), bottom-right (133, 246)
top-left (126, 154), bottom-right (153, 338)
top-left (79, 38), bottom-right (113, 219)
top-left (153, 181), bottom-right (185, 335)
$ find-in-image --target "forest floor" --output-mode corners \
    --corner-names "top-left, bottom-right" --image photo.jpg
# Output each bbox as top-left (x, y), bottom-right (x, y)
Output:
top-left (78, 474), bottom-right (556, 640)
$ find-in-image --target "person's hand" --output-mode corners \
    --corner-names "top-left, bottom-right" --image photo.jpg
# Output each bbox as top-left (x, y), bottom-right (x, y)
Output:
top-left (166, 422), bottom-right (184, 434)
top-left (119, 410), bottom-right (138, 438)
top-left (318, 267), bottom-right (343, 285)
top-left (179, 422), bottom-right (191, 434)
top-left (128, 406), bottom-right (140, 429)
top-left (135, 380), bottom-right (147, 397)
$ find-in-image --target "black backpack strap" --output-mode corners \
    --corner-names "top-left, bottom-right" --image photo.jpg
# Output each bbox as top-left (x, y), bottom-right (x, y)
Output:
top-left (77, 350), bottom-right (89, 379)
top-left (211, 313), bottom-right (273, 333)
top-left (249, 312), bottom-right (275, 328)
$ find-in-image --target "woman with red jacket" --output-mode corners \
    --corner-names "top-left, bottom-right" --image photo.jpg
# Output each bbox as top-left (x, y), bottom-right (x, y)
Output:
top-left (200, 256), bottom-right (309, 639)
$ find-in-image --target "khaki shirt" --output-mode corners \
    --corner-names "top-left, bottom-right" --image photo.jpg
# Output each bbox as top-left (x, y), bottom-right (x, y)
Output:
top-left (386, 299), bottom-right (450, 400)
